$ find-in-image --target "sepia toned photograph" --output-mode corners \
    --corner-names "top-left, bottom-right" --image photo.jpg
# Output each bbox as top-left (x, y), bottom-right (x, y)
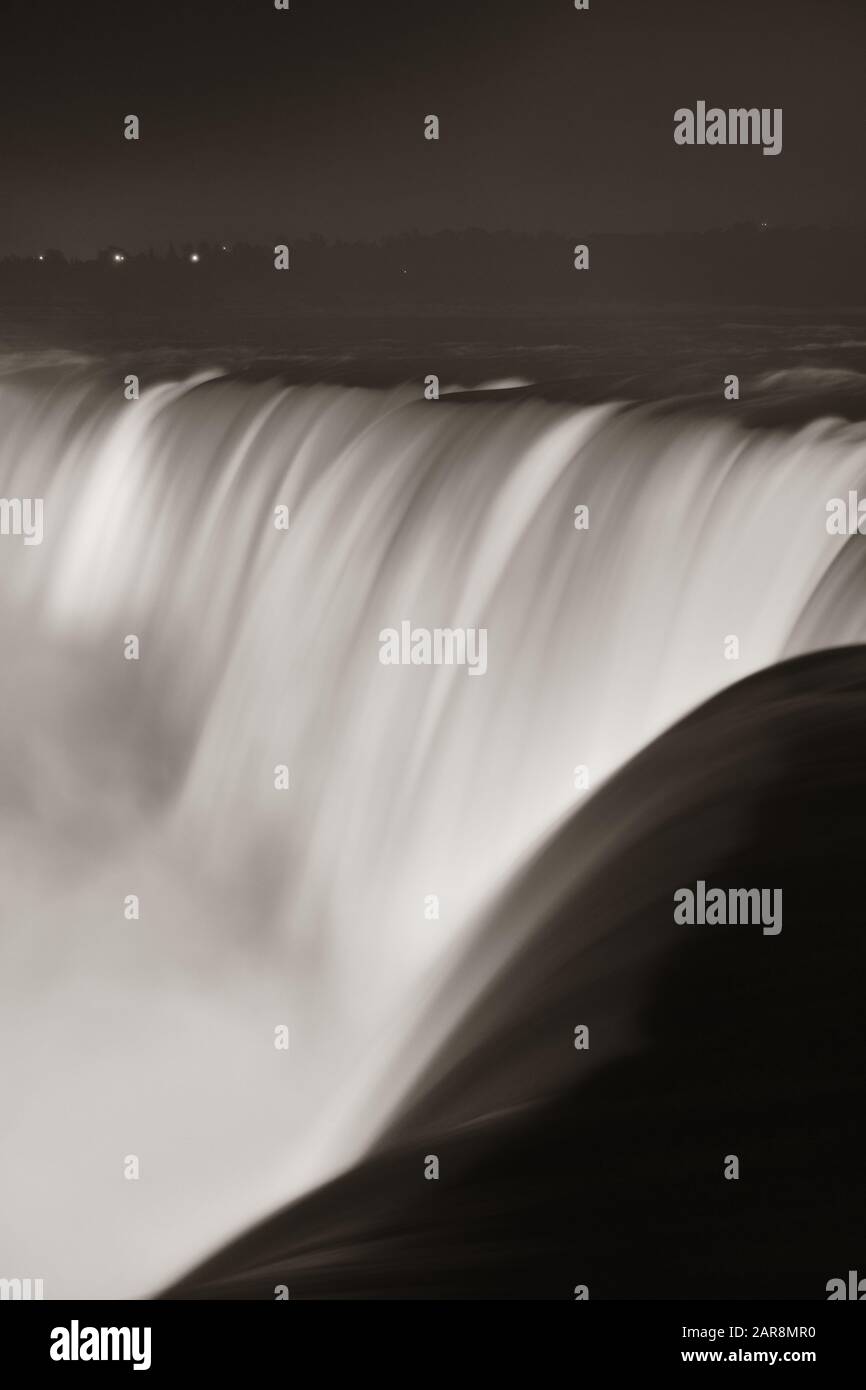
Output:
top-left (0, 0), bottom-right (864, 1353)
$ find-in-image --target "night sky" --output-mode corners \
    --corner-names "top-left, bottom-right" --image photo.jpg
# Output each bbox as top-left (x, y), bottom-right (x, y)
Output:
top-left (2, 0), bottom-right (864, 258)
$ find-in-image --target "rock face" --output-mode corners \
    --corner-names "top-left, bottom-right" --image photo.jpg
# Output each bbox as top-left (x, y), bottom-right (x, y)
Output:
top-left (166, 646), bottom-right (866, 1300)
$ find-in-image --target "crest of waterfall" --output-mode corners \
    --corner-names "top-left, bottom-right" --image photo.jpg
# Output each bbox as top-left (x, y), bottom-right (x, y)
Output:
top-left (0, 357), bottom-right (864, 1296)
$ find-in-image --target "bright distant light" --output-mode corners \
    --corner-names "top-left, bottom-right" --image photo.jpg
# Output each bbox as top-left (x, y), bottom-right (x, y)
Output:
top-left (38, 255), bottom-right (44, 261)
top-left (113, 253), bottom-right (125, 263)
top-left (221, 244), bottom-right (228, 252)
top-left (190, 253), bottom-right (200, 263)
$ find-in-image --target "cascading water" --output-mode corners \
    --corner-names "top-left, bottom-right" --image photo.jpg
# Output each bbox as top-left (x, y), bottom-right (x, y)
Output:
top-left (1, 355), bottom-right (865, 1297)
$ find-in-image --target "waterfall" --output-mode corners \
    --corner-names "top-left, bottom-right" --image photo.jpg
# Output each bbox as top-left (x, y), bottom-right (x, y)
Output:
top-left (1, 355), bottom-right (865, 1296)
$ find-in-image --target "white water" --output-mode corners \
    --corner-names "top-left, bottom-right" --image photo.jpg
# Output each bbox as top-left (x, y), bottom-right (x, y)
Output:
top-left (1, 359), bottom-right (864, 1297)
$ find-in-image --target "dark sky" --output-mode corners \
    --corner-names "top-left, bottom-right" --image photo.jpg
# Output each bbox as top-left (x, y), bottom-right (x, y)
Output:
top-left (1, 0), bottom-right (863, 256)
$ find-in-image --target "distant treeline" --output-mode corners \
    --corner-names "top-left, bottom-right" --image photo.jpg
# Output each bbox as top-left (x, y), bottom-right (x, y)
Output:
top-left (1, 226), bottom-right (864, 308)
